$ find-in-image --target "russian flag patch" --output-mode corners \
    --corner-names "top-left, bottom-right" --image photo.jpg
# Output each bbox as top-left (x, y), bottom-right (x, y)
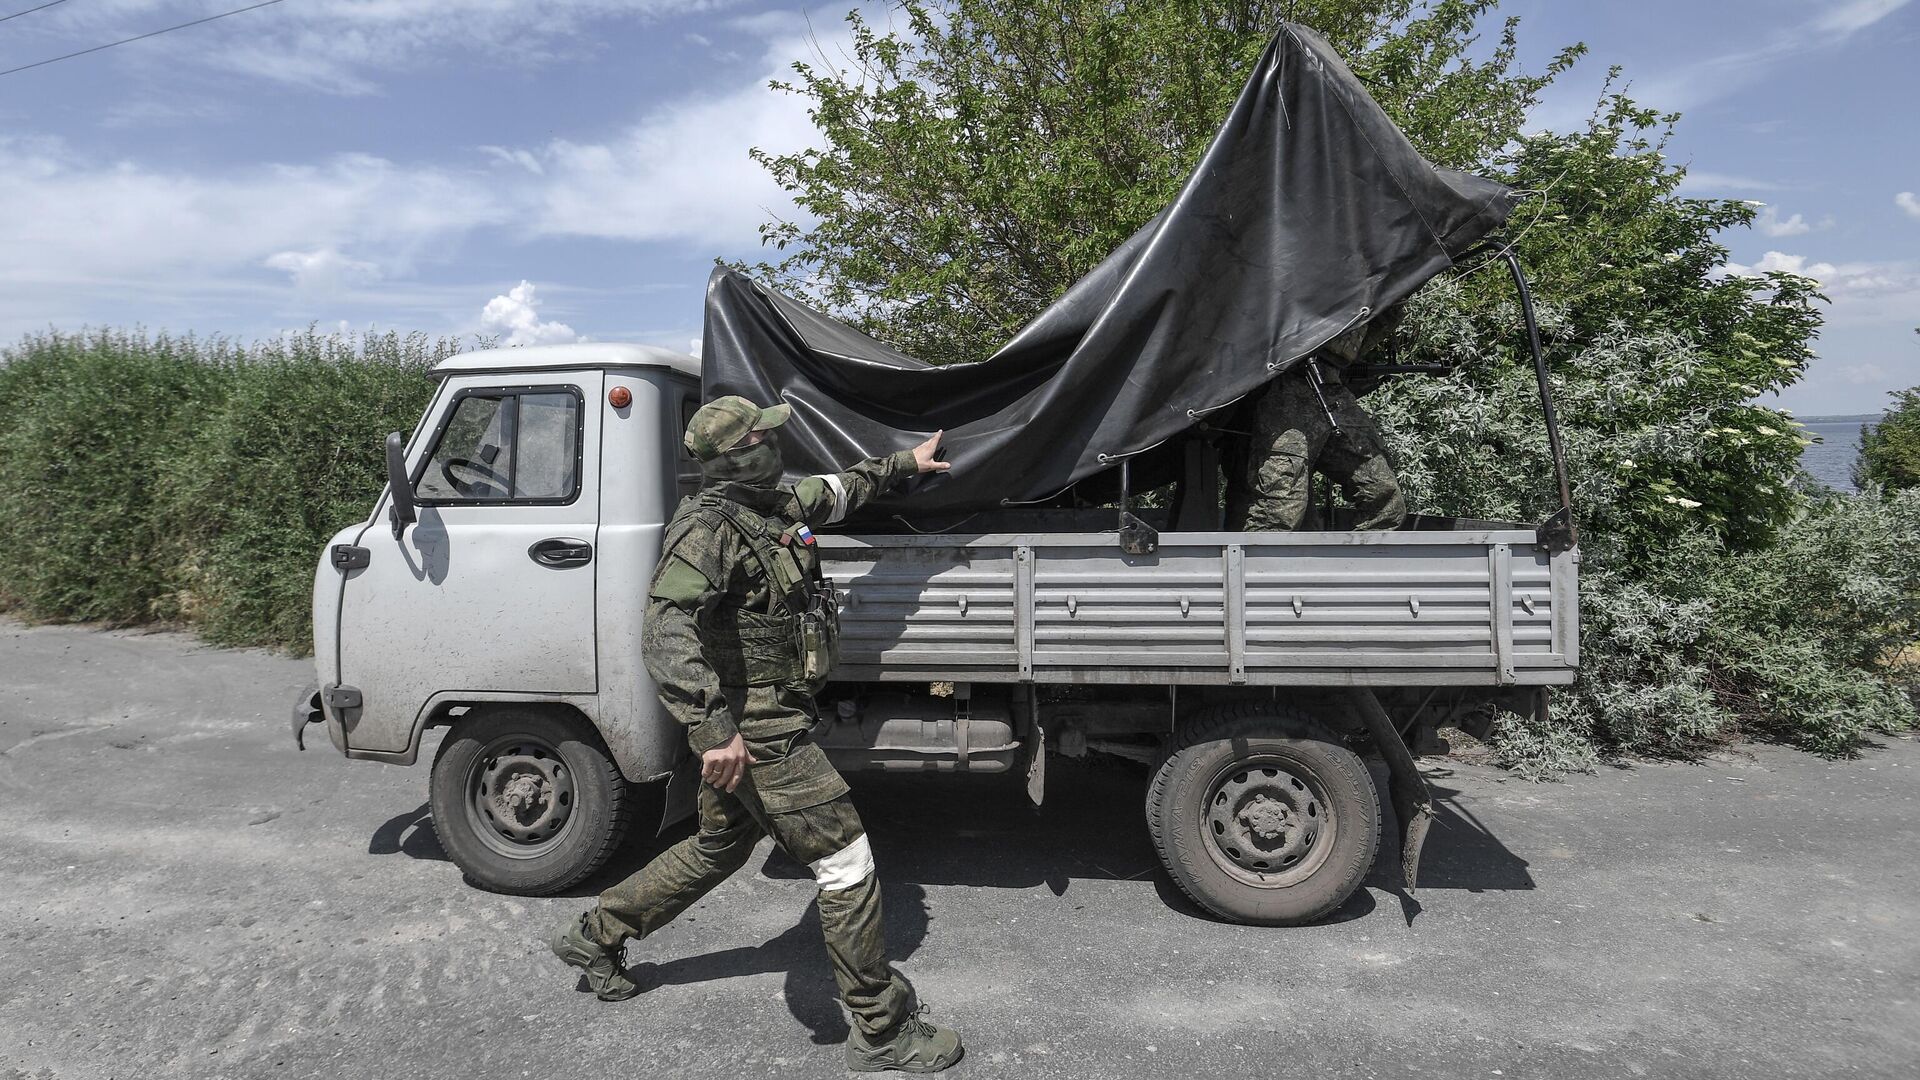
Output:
top-left (795, 524), bottom-right (816, 545)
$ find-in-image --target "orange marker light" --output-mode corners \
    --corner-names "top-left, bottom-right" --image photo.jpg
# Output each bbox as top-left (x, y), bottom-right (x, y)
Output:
top-left (608, 386), bottom-right (632, 409)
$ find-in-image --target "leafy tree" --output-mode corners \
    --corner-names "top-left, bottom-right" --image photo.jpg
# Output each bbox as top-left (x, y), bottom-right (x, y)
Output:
top-left (1855, 335), bottom-right (1920, 490)
top-left (753, 0), bottom-right (1580, 364)
top-left (754, 0), bottom-right (1914, 763)
top-left (1371, 93), bottom-right (1824, 558)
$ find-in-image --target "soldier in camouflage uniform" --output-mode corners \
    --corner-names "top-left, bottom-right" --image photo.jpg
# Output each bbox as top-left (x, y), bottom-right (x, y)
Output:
top-left (549, 395), bottom-right (963, 1074)
top-left (1232, 311), bottom-right (1407, 532)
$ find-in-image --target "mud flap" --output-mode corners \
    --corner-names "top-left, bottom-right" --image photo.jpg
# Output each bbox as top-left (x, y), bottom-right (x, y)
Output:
top-left (291, 684), bottom-right (321, 750)
top-left (1349, 689), bottom-right (1435, 892)
top-left (1024, 719), bottom-right (1046, 807)
top-left (1023, 684), bottom-right (1045, 807)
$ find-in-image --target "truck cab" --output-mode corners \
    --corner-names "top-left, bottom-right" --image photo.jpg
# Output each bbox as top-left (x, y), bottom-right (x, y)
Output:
top-left (299, 340), bottom-right (1578, 924)
top-left (305, 344), bottom-right (700, 774)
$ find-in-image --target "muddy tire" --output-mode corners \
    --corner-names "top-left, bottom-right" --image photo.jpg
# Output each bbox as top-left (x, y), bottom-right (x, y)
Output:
top-left (428, 706), bottom-right (630, 896)
top-left (1147, 704), bottom-right (1379, 926)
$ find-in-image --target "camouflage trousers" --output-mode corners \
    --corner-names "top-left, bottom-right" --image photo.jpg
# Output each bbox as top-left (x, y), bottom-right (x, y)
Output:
top-left (583, 730), bottom-right (913, 1038)
top-left (1235, 369), bottom-right (1405, 532)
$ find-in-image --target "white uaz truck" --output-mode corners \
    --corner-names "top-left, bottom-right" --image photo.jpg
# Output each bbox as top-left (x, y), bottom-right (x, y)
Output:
top-left (296, 341), bottom-right (1579, 927)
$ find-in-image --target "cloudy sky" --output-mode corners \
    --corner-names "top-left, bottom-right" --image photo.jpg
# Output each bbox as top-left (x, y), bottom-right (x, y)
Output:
top-left (2, 0), bottom-right (1914, 414)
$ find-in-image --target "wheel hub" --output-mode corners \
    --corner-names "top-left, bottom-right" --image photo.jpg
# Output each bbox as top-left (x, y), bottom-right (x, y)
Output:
top-left (1238, 794), bottom-right (1293, 840)
top-left (474, 740), bottom-right (574, 847)
top-left (1204, 764), bottom-right (1326, 884)
top-left (497, 772), bottom-right (549, 814)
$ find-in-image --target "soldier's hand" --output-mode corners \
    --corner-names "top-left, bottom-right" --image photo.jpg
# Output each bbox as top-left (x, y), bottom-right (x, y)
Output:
top-left (701, 733), bottom-right (756, 793)
top-left (912, 431), bottom-right (951, 474)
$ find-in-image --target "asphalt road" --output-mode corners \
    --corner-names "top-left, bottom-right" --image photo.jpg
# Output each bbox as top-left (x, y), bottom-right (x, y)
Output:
top-left (3, 619), bottom-right (1917, 1080)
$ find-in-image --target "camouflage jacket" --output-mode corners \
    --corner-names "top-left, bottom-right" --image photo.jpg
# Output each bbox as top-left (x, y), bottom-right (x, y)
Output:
top-left (643, 450), bottom-right (917, 753)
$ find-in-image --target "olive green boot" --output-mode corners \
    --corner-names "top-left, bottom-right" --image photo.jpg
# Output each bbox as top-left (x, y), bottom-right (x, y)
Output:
top-left (548, 912), bottom-right (642, 1001)
top-left (846, 1007), bottom-right (964, 1073)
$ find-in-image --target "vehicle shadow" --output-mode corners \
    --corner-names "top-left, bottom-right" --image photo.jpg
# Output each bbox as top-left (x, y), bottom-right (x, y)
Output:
top-left (366, 753), bottom-right (1532, 1032)
top-left (369, 756), bottom-right (1535, 905)
top-left (1406, 769), bottom-right (1537, 892)
top-left (367, 802), bottom-right (446, 860)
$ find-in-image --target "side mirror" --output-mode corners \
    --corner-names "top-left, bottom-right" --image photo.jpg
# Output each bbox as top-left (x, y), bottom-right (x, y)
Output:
top-left (386, 432), bottom-right (417, 539)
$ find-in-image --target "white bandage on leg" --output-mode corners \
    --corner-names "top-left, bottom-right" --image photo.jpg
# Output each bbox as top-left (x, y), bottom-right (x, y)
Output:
top-left (809, 833), bottom-right (875, 892)
top-left (809, 472), bottom-right (851, 524)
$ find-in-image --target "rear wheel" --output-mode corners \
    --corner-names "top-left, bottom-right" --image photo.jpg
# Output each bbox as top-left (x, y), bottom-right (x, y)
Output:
top-left (429, 706), bottom-right (630, 895)
top-left (1147, 704), bottom-right (1379, 926)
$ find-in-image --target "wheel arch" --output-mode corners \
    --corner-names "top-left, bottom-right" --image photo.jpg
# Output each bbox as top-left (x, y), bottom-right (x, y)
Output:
top-left (345, 692), bottom-right (669, 783)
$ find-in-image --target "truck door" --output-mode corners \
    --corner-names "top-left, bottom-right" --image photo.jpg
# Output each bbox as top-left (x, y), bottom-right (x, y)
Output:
top-left (335, 373), bottom-right (603, 754)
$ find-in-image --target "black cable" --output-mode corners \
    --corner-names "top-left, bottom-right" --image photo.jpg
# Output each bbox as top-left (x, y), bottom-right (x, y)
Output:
top-left (1, 0), bottom-right (70, 24)
top-left (0, 0), bottom-right (284, 77)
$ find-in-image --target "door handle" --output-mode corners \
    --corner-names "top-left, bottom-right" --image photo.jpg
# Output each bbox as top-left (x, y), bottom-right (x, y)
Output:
top-left (528, 537), bottom-right (593, 568)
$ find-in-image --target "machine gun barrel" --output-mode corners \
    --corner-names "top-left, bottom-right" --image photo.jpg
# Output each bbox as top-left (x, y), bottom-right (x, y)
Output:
top-left (1301, 359), bottom-right (1341, 432)
top-left (1348, 363), bottom-right (1453, 376)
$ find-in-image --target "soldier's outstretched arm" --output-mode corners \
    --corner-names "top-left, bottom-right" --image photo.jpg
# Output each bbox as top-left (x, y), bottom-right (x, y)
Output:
top-left (794, 431), bottom-right (950, 524)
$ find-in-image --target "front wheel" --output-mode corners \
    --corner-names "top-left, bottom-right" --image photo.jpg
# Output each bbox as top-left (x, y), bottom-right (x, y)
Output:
top-left (428, 706), bottom-right (631, 895)
top-left (1147, 704), bottom-right (1380, 926)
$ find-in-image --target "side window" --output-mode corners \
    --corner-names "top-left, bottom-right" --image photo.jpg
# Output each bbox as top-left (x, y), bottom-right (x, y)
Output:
top-left (675, 389), bottom-right (703, 499)
top-left (416, 388), bottom-right (581, 504)
top-left (515, 393), bottom-right (580, 498)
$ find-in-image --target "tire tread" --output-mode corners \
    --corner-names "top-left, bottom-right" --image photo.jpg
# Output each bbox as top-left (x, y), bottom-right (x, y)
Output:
top-left (428, 706), bottom-right (632, 896)
top-left (1146, 703), bottom-right (1380, 926)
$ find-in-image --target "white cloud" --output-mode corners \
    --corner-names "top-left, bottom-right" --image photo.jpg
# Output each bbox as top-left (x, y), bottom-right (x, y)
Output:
top-left (1723, 250), bottom-right (1920, 322)
top-left (517, 8), bottom-right (864, 248)
top-left (1815, 0), bottom-right (1913, 34)
top-left (1839, 362), bottom-right (1889, 385)
top-left (1633, 0), bottom-right (1913, 110)
top-left (1897, 192), bottom-right (1920, 220)
top-left (264, 248), bottom-right (381, 293)
top-left (1754, 206), bottom-right (1812, 237)
top-left (479, 146), bottom-right (545, 175)
top-left (1727, 250), bottom-right (1842, 281)
top-left (480, 281), bottom-right (579, 347)
top-left (1676, 171), bottom-right (1785, 194)
top-left (0, 5), bottom-right (876, 338)
top-left (0, 138), bottom-right (504, 291)
top-left (34, 0), bottom-right (734, 95)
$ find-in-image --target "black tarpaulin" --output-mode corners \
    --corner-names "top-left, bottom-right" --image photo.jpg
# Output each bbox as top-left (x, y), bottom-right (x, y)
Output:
top-left (700, 23), bottom-right (1516, 517)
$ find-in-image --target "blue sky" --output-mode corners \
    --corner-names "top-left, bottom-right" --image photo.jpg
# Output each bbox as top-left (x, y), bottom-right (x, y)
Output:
top-left (1, 0), bottom-right (1914, 414)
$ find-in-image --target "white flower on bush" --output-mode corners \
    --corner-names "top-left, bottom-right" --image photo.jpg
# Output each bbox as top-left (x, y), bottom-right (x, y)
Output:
top-left (1662, 495), bottom-right (1703, 509)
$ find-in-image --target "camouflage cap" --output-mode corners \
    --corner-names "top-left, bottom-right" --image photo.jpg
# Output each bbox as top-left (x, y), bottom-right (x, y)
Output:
top-left (683, 395), bottom-right (792, 461)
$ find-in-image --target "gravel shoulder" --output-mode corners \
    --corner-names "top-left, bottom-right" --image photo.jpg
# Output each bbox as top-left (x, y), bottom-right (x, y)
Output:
top-left (2, 618), bottom-right (1917, 1079)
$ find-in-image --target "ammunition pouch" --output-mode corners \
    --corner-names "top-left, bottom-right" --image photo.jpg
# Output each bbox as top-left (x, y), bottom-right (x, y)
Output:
top-left (796, 580), bottom-right (841, 695)
top-left (694, 495), bottom-right (842, 696)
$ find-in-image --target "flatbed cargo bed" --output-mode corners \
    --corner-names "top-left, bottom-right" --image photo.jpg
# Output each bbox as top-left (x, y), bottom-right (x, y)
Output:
top-left (821, 524), bottom-right (1578, 689)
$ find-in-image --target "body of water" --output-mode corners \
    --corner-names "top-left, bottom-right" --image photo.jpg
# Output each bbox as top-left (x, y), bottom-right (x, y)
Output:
top-left (1798, 414), bottom-right (1877, 492)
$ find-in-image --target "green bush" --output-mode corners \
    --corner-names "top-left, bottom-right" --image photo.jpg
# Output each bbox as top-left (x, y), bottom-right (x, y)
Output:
top-left (0, 330), bottom-right (230, 623)
top-left (1358, 99), bottom-right (1915, 765)
top-left (0, 329), bottom-right (452, 650)
top-left (1856, 380), bottom-right (1920, 491)
top-left (160, 330), bottom-right (443, 648)
top-left (744, 0), bottom-right (1914, 770)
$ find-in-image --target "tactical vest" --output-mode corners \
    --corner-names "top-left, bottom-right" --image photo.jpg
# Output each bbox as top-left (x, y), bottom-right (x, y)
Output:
top-left (665, 492), bottom-right (840, 695)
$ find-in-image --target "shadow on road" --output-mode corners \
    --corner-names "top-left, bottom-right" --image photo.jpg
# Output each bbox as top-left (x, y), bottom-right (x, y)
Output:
top-left (622, 879), bottom-right (932, 1045)
top-left (367, 757), bottom-right (1535, 902)
top-left (367, 802), bottom-right (446, 861)
top-left (364, 754), bottom-right (1532, 1031)
top-left (1412, 771), bottom-right (1537, 892)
